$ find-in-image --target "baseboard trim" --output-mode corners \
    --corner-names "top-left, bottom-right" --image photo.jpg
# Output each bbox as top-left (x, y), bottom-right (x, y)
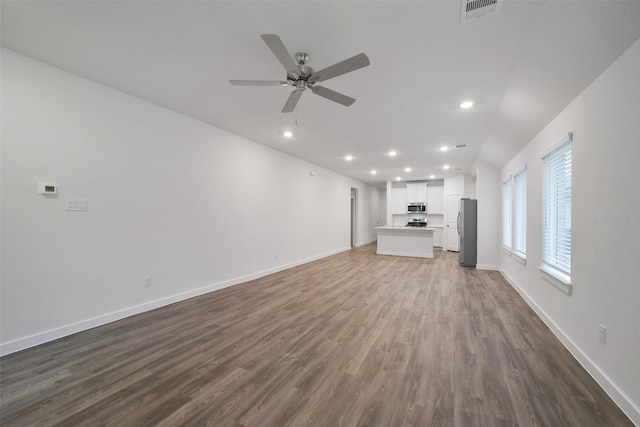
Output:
top-left (354, 238), bottom-right (377, 247)
top-left (498, 268), bottom-right (640, 426)
top-left (476, 264), bottom-right (500, 271)
top-left (0, 246), bottom-right (352, 356)
top-left (376, 250), bottom-right (434, 259)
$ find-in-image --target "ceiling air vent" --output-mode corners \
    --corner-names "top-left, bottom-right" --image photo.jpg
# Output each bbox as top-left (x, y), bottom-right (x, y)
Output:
top-left (461, 0), bottom-right (502, 23)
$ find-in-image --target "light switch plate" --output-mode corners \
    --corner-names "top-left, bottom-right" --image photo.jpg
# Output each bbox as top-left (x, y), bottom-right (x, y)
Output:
top-left (65, 198), bottom-right (87, 211)
top-left (599, 324), bottom-right (607, 345)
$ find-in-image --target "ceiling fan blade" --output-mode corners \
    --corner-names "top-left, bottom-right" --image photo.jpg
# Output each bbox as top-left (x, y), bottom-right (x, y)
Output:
top-left (282, 90), bottom-right (303, 113)
top-left (311, 85), bottom-right (355, 106)
top-left (229, 80), bottom-right (289, 86)
top-left (311, 53), bottom-right (370, 82)
top-left (261, 34), bottom-right (299, 77)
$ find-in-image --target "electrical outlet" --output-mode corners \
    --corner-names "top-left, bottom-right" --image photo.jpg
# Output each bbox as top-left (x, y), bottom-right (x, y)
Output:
top-left (144, 275), bottom-right (152, 288)
top-left (599, 324), bottom-right (607, 345)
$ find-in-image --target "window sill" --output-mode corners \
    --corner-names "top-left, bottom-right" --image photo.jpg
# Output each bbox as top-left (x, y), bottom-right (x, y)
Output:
top-left (502, 246), bottom-right (527, 266)
top-left (539, 264), bottom-right (572, 295)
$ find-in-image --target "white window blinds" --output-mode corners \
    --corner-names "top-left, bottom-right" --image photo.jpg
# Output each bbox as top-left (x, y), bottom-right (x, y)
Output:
top-left (502, 179), bottom-right (512, 248)
top-left (542, 140), bottom-right (572, 274)
top-left (513, 169), bottom-right (527, 256)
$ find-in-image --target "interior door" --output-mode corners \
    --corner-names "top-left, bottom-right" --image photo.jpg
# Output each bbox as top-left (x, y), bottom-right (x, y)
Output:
top-left (446, 194), bottom-right (461, 251)
top-left (351, 197), bottom-right (355, 246)
top-left (350, 188), bottom-right (357, 247)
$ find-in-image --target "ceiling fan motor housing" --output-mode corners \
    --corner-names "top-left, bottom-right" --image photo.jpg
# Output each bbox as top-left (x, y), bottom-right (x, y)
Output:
top-left (295, 80), bottom-right (309, 91)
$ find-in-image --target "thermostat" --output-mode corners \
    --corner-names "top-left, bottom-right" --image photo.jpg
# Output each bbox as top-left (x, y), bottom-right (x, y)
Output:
top-left (37, 182), bottom-right (58, 195)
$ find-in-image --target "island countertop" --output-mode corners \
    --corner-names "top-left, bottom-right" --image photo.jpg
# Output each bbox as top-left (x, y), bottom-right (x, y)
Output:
top-left (375, 226), bottom-right (435, 232)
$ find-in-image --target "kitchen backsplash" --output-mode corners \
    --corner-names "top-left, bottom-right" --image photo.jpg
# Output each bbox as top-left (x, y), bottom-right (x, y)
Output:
top-left (391, 213), bottom-right (444, 227)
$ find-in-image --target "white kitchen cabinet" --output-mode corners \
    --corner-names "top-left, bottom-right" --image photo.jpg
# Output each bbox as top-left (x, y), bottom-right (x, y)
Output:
top-left (376, 226), bottom-right (434, 258)
top-left (406, 183), bottom-right (427, 203)
top-left (427, 185), bottom-right (444, 214)
top-left (433, 228), bottom-right (443, 247)
top-left (417, 184), bottom-right (427, 203)
top-left (391, 187), bottom-right (407, 214)
top-left (444, 175), bottom-right (476, 199)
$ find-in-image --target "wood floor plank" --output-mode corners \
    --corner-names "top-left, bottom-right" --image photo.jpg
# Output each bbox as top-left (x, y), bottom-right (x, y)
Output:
top-left (0, 244), bottom-right (633, 426)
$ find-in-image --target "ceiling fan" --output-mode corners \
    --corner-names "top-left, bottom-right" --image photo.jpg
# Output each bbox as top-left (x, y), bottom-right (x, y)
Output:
top-left (230, 34), bottom-right (370, 113)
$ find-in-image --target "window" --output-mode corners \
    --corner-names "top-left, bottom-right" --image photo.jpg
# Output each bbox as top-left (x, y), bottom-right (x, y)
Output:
top-left (502, 179), bottom-right (512, 248)
top-left (540, 134), bottom-right (572, 290)
top-left (513, 169), bottom-right (527, 257)
top-left (502, 168), bottom-right (527, 263)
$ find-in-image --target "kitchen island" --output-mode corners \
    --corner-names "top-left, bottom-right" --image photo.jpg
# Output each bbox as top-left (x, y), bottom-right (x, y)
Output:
top-left (375, 226), bottom-right (435, 258)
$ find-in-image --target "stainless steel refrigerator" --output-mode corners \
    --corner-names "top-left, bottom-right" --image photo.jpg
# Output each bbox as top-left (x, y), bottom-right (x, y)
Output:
top-left (458, 198), bottom-right (477, 267)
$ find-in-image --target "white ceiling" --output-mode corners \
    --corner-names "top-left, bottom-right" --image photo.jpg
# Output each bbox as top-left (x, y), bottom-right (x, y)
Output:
top-left (3, 1), bottom-right (640, 186)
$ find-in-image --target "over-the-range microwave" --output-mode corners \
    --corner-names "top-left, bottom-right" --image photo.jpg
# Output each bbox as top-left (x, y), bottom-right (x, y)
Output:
top-left (407, 203), bottom-right (426, 214)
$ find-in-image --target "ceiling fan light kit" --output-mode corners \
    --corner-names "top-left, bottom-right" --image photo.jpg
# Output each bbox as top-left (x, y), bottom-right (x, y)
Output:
top-left (230, 34), bottom-right (370, 113)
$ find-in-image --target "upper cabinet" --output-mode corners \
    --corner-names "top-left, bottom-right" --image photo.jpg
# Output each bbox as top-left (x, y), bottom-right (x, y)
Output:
top-left (391, 187), bottom-right (407, 214)
top-left (444, 175), bottom-right (476, 199)
top-left (406, 183), bottom-right (427, 204)
top-left (387, 181), bottom-right (432, 219)
top-left (427, 185), bottom-right (444, 214)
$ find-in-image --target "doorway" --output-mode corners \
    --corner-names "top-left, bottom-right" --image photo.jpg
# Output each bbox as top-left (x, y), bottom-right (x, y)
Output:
top-left (446, 194), bottom-right (461, 251)
top-left (350, 188), bottom-right (358, 247)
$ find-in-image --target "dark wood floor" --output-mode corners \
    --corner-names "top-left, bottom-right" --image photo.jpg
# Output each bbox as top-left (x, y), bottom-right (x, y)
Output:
top-left (0, 244), bottom-right (632, 426)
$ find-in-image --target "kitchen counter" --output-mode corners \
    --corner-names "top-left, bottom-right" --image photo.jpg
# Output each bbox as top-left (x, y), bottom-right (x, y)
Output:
top-left (375, 226), bottom-right (436, 231)
top-left (375, 226), bottom-right (434, 258)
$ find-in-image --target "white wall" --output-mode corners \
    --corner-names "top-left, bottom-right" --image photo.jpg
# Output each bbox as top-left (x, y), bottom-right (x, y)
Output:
top-left (499, 38), bottom-right (640, 424)
top-left (0, 49), bottom-right (376, 354)
top-left (444, 175), bottom-right (463, 197)
top-left (463, 174), bottom-right (476, 199)
top-left (475, 161), bottom-right (500, 270)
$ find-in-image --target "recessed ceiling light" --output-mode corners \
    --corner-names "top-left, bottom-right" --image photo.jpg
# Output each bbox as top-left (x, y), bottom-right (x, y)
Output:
top-left (440, 145), bottom-right (449, 152)
top-left (460, 100), bottom-right (474, 109)
top-left (430, 174), bottom-right (436, 179)
top-left (371, 170), bottom-right (377, 175)
top-left (283, 131), bottom-right (293, 138)
top-left (396, 176), bottom-right (402, 181)
top-left (443, 164), bottom-right (450, 170)
top-left (405, 167), bottom-right (411, 172)
top-left (389, 150), bottom-right (397, 157)
top-left (345, 155), bottom-right (353, 161)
